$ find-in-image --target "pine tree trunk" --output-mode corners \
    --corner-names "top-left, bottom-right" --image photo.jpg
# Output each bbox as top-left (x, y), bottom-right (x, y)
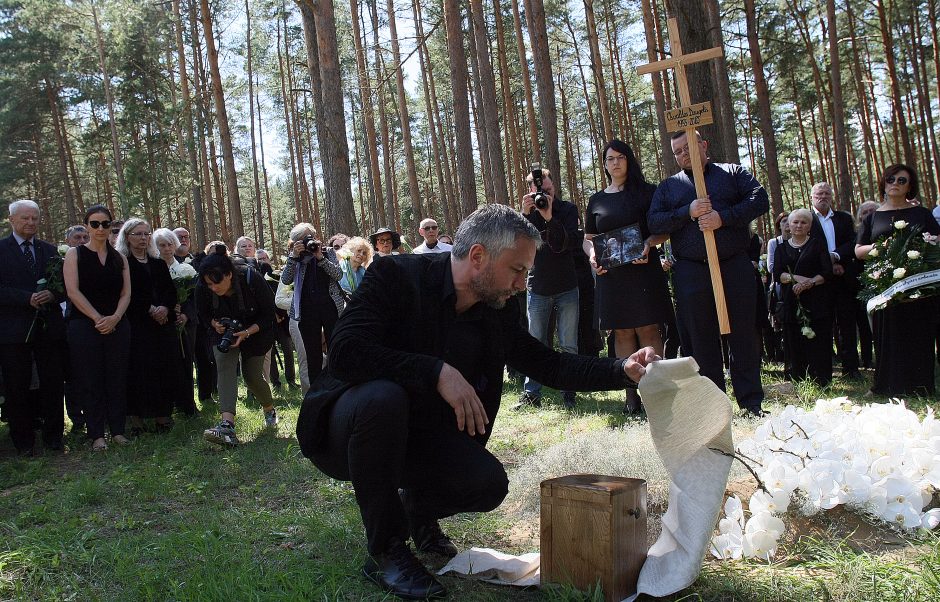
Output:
top-left (91, 3), bottom-right (127, 215)
top-left (492, 0), bottom-right (523, 202)
top-left (443, 0), bottom-right (477, 216)
top-left (583, 0), bottom-right (612, 142)
top-left (876, 0), bottom-right (915, 167)
top-left (310, 0), bottom-right (357, 235)
top-left (278, 17), bottom-right (302, 224)
top-left (470, 0), bottom-right (509, 206)
top-left (826, 0), bottom-right (852, 209)
top-left (743, 0), bottom-right (783, 217)
top-left (245, 0), bottom-right (264, 247)
top-left (564, 13), bottom-right (603, 187)
top-left (368, 0), bottom-right (396, 228)
top-left (386, 0), bottom-right (425, 221)
top-left (466, 15), bottom-right (495, 204)
top-left (253, 72), bottom-right (277, 258)
top-left (703, 0), bottom-right (740, 164)
top-left (525, 0), bottom-right (561, 188)
top-left (199, 0), bottom-right (243, 238)
top-left (641, 0), bottom-right (673, 174)
top-left (512, 0), bottom-right (540, 161)
top-left (44, 83), bottom-right (77, 223)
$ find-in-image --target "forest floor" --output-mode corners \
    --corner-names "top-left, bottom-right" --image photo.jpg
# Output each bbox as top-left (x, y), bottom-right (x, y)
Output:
top-left (0, 360), bottom-right (938, 601)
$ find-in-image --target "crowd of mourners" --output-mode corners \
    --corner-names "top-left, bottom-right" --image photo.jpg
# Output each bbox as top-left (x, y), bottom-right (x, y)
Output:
top-left (1, 132), bottom-right (939, 457)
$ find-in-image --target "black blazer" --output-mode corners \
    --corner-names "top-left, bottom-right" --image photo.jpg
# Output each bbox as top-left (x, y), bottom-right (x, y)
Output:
top-left (811, 210), bottom-right (860, 281)
top-left (296, 252), bottom-right (630, 457)
top-left (0, 235), bottom-right (66, 344)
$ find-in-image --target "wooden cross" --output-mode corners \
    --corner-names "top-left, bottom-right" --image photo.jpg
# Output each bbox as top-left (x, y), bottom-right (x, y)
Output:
top-left (637, 18), bottom-right (731, 335)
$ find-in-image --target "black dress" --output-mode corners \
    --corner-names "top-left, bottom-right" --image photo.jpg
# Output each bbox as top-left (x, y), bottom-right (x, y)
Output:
top-left (772, 237), bottom-right (833, 385)
top-left (585, 183), bottom-right (670, 329)
top-left (126, 256), bottom-right (179, 419)
top-left (858, 206), bottom-right (940, 395)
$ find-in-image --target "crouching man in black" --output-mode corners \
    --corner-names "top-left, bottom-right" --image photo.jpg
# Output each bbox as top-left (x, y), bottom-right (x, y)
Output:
top-left (296, 204), bottom-right (658, 600)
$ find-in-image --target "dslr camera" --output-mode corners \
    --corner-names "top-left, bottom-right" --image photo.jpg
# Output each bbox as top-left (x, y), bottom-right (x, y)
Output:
top-left (216, 318), bottom-right (244, 353)
top-left (530, 163), bottom-right (549, 210)
top-left (302, 235), bottom-right (322, 255)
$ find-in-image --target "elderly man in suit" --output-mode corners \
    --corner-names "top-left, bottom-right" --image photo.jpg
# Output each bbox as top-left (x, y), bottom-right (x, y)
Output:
top-left (0, 200), bottom-right (67, 455)
top-left (809, 182), bottom-right (862, 378)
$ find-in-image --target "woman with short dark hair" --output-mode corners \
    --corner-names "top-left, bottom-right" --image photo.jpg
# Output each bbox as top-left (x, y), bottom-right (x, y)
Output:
top-left (856, 164), bottom-right (940, 395)
top-left (196, 245), bottom-right (278, 445)
top-left (63, 205), bottom-right (132, 451)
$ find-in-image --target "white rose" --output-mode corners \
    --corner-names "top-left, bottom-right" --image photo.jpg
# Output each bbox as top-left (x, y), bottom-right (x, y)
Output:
top-left (907, 250), bottom-right (921, 260)
top-left (868, 247), bottom-right (879, 257)
top-left (57, 244), bottom-right (69, 256)
top-left (893, 268), bottom-right (906, 279)
top-left (779, 273), bottom-right (792, 284)
top-left (801, 326), bottom-right (816, 339)
top-left (894, 220), bottom-right (908, 230)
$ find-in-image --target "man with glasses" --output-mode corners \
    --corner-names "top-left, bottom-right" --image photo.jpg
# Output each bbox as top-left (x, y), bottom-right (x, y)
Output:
top-left (172, 227), bottom-right (193, 263)
top-left (648, 131), bottom-right (769, 416)
top-left (412, 218), bottom-right (452, 254)
top-left (809, 182), bottom-right (862, 378)
top-left (0, 200), bottom-right (67, 455)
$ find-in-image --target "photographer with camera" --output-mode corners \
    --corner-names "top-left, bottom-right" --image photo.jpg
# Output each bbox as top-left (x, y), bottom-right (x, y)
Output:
top-left (515, 166), bottom-right (582, 410)
top-left (281, 223), bottom-right (344, 385)
top-left (196, 245), bottom-right (278, 446)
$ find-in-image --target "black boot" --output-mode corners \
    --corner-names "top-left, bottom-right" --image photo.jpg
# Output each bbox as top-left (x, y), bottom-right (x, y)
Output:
top-left (412, 521), bottom-right (459, 558)
top-left (623, 388), bottom-right (644, 415)
top-left (362, 538), bottom-right (447, 600)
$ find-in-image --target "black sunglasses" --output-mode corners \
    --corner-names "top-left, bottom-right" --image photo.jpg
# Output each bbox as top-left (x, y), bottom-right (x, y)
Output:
top-left (88, 220), bottom-right (112, 229)
top-left (885, 176), bottom-right (908, 185)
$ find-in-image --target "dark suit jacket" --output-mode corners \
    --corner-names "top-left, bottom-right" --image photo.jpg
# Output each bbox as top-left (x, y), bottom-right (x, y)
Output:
top-left (811, 210), bottom-right (860, 282)
top-left (0, 235), bottom-right (66, 344)
top-left (296, 252), bottom-right (630, 457)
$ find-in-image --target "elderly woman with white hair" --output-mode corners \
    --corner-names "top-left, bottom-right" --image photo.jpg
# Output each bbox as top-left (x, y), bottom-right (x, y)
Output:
top-left (116, 219), bottom-right (179, 432)
top-left (771, 207), bottom-right (833, 385)
top-left (337, 236), bottom-right (374, 295)
top-left (280, 223), bottom-right (344, 385)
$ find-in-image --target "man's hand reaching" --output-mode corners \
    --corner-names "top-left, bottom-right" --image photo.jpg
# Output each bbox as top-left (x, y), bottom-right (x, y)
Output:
top-left (437, 363), bottom-right (489, 436)
top-left (624, 346), bottom-right (661, 383)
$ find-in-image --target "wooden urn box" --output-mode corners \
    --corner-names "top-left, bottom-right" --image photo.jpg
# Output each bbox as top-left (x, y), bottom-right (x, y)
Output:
top-left (540, 474), bottom-right (647, 601)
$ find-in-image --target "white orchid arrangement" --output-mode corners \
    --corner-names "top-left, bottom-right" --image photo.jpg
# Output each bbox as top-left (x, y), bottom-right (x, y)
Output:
top-left (711, 398), bottom-right (940, 562)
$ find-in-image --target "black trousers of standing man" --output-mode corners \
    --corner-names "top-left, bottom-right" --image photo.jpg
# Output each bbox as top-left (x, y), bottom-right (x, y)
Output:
top-left (0, 336), bottom-right (65, 452)
top-left (311, 380), bottom-right (509, 555)
top-left (673, 253), bottom-right (764, 410)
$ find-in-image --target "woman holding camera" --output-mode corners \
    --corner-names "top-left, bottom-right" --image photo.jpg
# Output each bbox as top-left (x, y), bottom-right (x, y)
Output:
top-left (280, 223), bottom-right (344, 385)
top-left (196, 245), bottom-right (278, 446)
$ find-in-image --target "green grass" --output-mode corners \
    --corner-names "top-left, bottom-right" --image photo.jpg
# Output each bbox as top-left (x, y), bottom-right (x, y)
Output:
top-left (0, 362), bottom-right (937, 601)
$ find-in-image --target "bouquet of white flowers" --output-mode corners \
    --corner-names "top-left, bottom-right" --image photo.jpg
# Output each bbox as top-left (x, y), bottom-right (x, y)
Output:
top-left (859, 221), bottom-right (940, 312)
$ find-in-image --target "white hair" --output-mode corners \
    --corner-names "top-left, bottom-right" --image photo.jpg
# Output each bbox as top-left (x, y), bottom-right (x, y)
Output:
top-left (152, 227), bottom-right (181, 250)
top-left (9, 199), bottom-right (40, 217)
top-left (288, 222), bottom-right (317, 242)
top-left (115, 218), bottom-right (158, 258)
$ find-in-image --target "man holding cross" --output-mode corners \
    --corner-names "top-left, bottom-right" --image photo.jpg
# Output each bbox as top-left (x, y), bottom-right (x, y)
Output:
top-left (648, 131), bottom-right (768, 415)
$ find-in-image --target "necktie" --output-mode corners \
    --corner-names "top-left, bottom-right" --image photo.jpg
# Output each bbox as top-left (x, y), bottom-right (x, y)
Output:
top-left (22, 240), bottom-right (37, 275)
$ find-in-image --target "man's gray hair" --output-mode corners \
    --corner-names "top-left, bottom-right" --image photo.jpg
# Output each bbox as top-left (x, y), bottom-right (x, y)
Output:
top-left (811, 182), bottom-right (833, 195)
top-left (289, 222), bottom-right (317, 242)
top-left (153, 227), bottom-right (181, 250)
top-left (65, 224), bottom-right (87, 239)
top-left (9, 199), bottom-right (40, 217)
top-left (451, 204), bottom-right (541, 259)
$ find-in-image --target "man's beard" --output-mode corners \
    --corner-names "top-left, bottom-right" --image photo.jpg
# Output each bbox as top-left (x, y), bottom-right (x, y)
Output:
top-left (469, 265), bottom-right (515, 309)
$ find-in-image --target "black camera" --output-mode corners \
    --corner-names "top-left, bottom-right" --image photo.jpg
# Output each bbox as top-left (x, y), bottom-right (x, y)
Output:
top-left (216, 318), bottom-right (244, 353)
top-left (530, 164), bottom-right (549, 210)
top-left (302, 235), bottom-right (321, 254)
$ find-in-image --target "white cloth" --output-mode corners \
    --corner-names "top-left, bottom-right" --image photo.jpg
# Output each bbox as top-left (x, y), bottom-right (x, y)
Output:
top-left (412, 241), bottom-right (452, 254)
top-left (438, 548), bottom-right (540, 586)
top-left (433, 358), bottom-right (734, 600)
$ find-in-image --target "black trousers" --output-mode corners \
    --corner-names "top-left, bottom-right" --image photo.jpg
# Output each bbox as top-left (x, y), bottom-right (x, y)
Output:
top-left (783, 317), bottom-right (833, 386)
top-left (193, 323), bottom-right (216, 402)
top-left (68, 318), bottom-right (130, 439)
top-left (0, 336), bottom-right (65, 451)
top-left (269, 319), bottom-right (296, 385)
top-left (831, 278), bottom-right (859, 375)
top-left (673, 254), bottom-right (764, 409)
top-left (311, 380), bottom-right (509, 555)
top-left (297, 304), bottom-right (338, 385)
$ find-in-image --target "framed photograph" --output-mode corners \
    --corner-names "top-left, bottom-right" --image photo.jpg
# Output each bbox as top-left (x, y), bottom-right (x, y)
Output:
top-left (593, 223), bottom-right (645, 269)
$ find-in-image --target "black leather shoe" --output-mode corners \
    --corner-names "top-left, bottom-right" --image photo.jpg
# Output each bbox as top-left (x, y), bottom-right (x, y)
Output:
top-left (362, 539), bottom-right (446, 600)
top-left (412, 521), bottom-right (459, 559)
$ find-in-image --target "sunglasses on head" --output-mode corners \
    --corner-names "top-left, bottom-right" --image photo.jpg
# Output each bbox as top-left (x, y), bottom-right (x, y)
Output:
top-left (885, 175), bottom-right (908, 185)
top-left (88, 220), bottom-right (112, 230)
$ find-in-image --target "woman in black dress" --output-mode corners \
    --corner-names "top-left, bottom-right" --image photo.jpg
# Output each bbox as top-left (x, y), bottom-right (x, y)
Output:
top-left (772, 209), bottom-right (833, 385)
top-left (63, 205), bottom-right (132, 451)
top-left (856, 164), bottom-right (940, 396)
top-left (584, 139), bottom-right (670, 412)
top-left (116, 218), bottom-right (180, 433)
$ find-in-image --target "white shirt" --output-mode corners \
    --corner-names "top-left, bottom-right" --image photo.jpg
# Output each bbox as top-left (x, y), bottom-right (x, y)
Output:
top-left (412, 241), bottom-right (453, 254)
top-left (813, 208), bottom-right (838, 259)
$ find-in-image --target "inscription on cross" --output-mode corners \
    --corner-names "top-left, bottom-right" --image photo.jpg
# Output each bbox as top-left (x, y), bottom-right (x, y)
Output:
top-left (637, 17), bottom-right (731, 334)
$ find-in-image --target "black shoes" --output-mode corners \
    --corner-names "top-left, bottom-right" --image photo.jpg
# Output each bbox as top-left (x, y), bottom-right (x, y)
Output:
top-left (412, 521), bottom-right (459, 559)
top-left (623, 389), bottom-right (644, 415)
top-left (513, 391), bottom-right (541, 410)
top-left (562, 391), bottom-right (576, 410)
top-left (363, 538), bottom-right (446, 600)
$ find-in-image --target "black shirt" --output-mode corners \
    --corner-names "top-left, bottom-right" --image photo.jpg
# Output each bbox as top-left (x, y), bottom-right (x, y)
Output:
top-left (648, 162), bottom-right (769, 261)
top-left (525, 197), bottom-right (580, 295)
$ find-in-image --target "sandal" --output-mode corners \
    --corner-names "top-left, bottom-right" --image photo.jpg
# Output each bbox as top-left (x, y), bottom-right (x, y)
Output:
top-left (92, 439), bottom-right (108, 452)
top-left (112, 435), bottom-right (131, 446)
